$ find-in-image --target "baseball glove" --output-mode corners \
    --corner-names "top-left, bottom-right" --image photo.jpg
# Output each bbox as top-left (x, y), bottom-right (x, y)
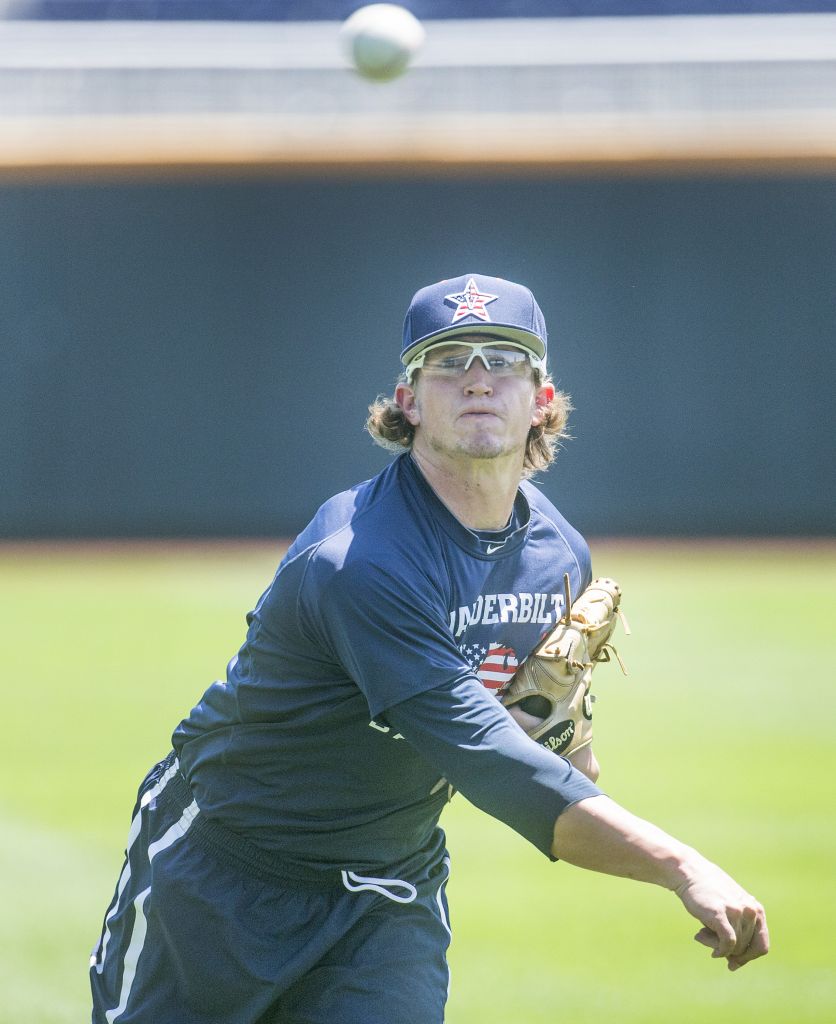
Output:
top-left (502, 574), bottom-right (627, 758)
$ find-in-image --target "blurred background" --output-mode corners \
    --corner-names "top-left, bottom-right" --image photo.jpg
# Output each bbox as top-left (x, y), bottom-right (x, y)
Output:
top-left (1, 0), bottom-right (834, 536)
top-left (1, 3), bottom-right (835, 1024)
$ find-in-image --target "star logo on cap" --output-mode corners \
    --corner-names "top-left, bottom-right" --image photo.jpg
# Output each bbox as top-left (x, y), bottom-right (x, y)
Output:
top-left (445, 278), bottom-right (499, 324)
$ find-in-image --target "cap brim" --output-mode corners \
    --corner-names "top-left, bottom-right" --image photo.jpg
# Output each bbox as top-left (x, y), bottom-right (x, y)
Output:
top-left (401, 323), bottom-right (546, 365)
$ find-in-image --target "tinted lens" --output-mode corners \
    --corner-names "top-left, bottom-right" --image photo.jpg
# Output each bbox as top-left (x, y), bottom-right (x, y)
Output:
top-left (482, 348), bottom-right (529, 374)
top-left (421, 344), bottom-right (530, 377)
top-left (422, 345), bottom-right (473, 374)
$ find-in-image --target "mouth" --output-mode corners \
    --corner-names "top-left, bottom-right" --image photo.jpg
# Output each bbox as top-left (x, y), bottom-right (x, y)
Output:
top-left (459, 408), bottom-right (500, 419)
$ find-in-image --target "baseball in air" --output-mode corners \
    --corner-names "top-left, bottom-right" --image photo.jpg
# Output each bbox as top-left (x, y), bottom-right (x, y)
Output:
top-left (340, 4), bottom-right (425, 82)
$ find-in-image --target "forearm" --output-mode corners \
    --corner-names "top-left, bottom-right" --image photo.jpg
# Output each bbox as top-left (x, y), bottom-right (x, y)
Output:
top-left (387, 678), bottom-right (768, 970)
top-left (553, 794), bottom-right (770, 970)
top-left (385, 676), bottom-right (601, 858)
top-left (552, 795), bottom-right (699, 890)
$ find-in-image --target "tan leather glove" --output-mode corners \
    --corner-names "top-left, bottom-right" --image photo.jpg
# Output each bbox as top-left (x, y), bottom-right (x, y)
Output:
top-left (502, 576), bottom-right (627, 757)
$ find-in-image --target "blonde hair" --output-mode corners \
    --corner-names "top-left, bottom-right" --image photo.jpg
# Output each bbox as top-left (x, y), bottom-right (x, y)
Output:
top-left (366, 370), bottom-right (572, 479)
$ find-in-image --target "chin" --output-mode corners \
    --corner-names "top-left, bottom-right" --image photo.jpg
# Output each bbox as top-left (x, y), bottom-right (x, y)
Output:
top-left (455, 438), bottom-right (510, 460)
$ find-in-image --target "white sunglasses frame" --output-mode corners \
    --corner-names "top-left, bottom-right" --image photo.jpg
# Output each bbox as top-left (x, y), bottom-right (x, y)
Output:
top-left (405, 340), bottom-right (545, 383)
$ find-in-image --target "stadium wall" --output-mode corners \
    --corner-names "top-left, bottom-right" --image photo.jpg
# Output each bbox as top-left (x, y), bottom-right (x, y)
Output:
top-left (1, 173), bottom-right (833, 538)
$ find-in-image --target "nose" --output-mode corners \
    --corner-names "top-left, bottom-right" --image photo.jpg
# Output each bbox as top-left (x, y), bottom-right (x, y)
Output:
top-left (463, 362), bottom-right (494, 394)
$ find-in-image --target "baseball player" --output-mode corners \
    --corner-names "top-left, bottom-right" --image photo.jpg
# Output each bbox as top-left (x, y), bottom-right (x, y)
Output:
top-left (90, 274), bottom-right (769, 1024)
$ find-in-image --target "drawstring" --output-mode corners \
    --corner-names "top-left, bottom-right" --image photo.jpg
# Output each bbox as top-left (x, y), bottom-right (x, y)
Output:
top-left (340, 870), bottom-right (418, 904)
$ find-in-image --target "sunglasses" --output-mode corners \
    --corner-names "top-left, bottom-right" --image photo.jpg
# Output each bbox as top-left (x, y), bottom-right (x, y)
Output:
top-left (406, 341), bottom-right (543, 382)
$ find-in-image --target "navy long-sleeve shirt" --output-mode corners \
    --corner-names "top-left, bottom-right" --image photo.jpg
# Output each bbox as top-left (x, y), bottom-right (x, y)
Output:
top-left (173, 454), bottom-right (600, 876)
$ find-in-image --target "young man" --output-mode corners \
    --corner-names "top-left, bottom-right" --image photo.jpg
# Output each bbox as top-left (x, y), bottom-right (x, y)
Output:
top-left (90, 273), bottom-right (768, 1024)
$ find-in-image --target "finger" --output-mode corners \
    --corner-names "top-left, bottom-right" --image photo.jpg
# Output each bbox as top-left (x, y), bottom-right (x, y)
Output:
top-left (708, 916), bottom-right (737, 958)
top-left (694, 927), bottom-right (730, 961)
top-left (729, 906), bottom-right (757, 956)
top-left (726, 915), bottom-right (770, 970)
top-left (693, 927), bottom-right (719, 951)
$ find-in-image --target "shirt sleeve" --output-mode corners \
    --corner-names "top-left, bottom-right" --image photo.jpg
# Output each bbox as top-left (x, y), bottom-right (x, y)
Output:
top-left (299, 549), bottom-right (474, 718)
top-left (385, 675), bottom-right (602, 859)
top-left (580, 543), bottom-right (593, 591)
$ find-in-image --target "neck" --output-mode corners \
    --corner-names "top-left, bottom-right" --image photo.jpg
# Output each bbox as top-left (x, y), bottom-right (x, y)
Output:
top-left (410, 443), bottom-right (523, 530)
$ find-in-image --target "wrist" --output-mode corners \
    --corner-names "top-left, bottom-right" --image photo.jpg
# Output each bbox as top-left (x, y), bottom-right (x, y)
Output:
top-left (663, 844), bottom-right (707, 894)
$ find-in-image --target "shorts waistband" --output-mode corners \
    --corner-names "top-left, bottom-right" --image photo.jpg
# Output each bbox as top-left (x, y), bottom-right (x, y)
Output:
top-left (157, 755), bottom-right (345, 890)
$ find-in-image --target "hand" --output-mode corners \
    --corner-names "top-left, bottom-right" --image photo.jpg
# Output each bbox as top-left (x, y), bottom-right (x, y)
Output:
top-left (505, 702), bottom-right (542, 734)
top-left (674, 861), bottom-right (769, 971)
top-left (552, 797), bottom-right (769, 971)
top-left (507, 702), bottom-right (600, 782)
top-left (567, 744), bottom-right (600, 783)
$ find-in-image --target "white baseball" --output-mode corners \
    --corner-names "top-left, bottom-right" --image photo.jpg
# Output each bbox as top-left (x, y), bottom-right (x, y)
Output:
top-left (340, 4), bottom-right (425, 82)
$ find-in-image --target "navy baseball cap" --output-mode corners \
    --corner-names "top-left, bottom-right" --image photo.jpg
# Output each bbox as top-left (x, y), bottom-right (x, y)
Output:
top-left (401, 273), bottom-right (548, 367)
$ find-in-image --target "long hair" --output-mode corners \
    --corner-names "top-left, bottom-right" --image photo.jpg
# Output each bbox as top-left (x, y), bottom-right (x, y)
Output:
top-left (366, 370), bottom-right (572, 479)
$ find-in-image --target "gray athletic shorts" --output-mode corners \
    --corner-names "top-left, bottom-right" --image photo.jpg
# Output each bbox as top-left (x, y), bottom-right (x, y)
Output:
top-left (90, 753), bottom-right (453, 1024)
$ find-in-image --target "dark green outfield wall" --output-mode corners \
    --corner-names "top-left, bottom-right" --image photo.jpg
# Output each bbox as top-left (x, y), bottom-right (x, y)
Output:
top-left (1, 175), bottom-right (833, 538)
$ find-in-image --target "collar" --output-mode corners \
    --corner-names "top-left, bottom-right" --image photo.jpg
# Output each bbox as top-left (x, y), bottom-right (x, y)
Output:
top-left (401, 453), bottom-right (530, 559)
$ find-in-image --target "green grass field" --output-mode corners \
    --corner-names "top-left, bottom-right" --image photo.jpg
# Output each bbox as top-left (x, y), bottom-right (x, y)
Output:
top-left (1, 540), bottom-right (834, 1024)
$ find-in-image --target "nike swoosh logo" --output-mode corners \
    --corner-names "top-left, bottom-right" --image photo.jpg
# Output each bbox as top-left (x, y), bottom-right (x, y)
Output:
top-left (486, 543), bottom-right (506, 554)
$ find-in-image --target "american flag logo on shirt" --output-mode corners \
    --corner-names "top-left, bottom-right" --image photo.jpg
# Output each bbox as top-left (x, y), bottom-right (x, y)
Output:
top-left (461, 641), bottom-right (519, 692)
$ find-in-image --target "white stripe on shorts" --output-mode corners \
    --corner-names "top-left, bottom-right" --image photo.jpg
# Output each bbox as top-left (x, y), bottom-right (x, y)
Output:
top-left (436, 856), bottom-right (452, 1001)
top-left (92, 758), bottom-right (181, 973)
top-left (435, 856), bottom-right (452, 940)
top-left (103, 791), bottom-right (199, 1022)
top-left (104, 886), bottom-right (151, 1024)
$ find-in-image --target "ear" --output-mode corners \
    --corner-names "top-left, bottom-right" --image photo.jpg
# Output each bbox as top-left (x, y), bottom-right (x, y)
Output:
top-left (395, 382), bottom-right (421, 426)
top-left (531, 382), bottom-right (554, 426)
